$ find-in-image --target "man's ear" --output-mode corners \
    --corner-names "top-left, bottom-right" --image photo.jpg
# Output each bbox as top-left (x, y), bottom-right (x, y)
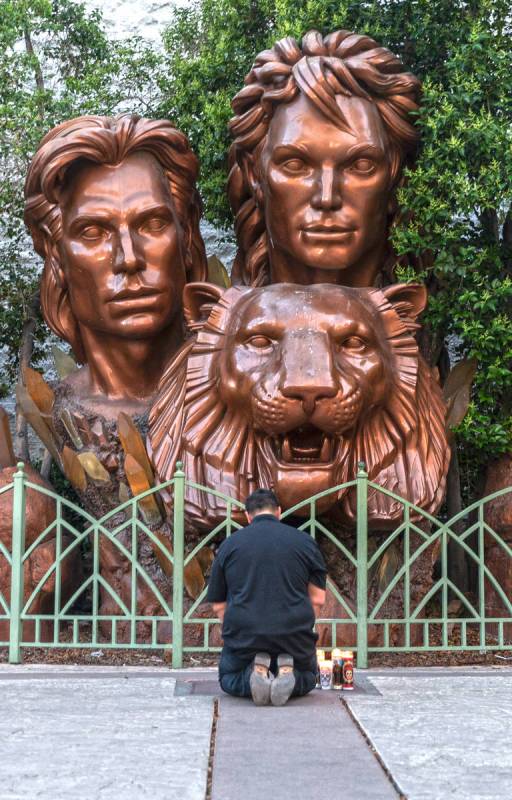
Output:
top-left (241, 153), bottom-right (264, 207)
top-left (382, 283), bottom-right (428, 322)
top-left (183, 282), bottom-right (225, 328)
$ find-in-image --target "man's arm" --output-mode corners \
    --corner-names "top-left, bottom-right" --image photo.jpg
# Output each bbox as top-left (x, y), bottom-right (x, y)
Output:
top-left (212, 602), bottom-right (227, 623)
top-left (308, 583), bottom-right (326, 618)
top-left (206, 547), bottom-right (228, 622)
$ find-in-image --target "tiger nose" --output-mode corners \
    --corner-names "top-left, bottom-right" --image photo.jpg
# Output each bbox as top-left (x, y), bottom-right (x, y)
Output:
top-left (282, 383), bottom-right (337, 415)
top-left (281, 332), bottom-right (338, 413)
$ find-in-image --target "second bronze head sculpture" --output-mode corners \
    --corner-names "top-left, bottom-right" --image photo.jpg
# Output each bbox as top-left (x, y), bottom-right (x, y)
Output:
top-left (229, 29), bottom-right (421, 287)
top-left (24, 114), bottom-right (207, 418)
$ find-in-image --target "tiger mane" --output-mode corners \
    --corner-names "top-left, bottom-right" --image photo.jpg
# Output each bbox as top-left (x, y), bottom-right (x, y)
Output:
top-left (148, 286), bottom-right (255, 521)
top-left (343, 288), bottom-right (449, 525)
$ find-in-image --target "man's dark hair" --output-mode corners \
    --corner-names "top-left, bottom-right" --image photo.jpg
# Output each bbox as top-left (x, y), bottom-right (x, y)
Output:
top-left (245, 488), bottom-right (280, 516)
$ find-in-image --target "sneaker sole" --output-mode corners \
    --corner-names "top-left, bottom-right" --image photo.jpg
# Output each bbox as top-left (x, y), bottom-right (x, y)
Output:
top-left (270, 672), bottom-right (296, 706)
top-left (250, 672), bottom-right (272, 705)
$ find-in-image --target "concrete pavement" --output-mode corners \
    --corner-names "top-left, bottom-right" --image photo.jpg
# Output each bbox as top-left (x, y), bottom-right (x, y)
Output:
top-left (344, 667), bottom-right (512, 800)
top-left (211, 689), bottom-right (398, 800)
top-left (1, 663), bottom-right (511, 799)
top-left (0, 666), bottom-right (213, 800)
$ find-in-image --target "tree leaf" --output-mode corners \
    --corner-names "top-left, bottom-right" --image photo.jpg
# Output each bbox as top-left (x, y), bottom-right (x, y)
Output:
top-left (22, 366), bottom-right (54, 415)
top-left (16, 383), bottom-right (62, 467)
top-left (195, 546), bottom-right (214, 574)
top-left (118, 412), bottom-right (154, 486)
top-left (207, 255), bottom-right (231, 288)
top-left (60, 409), bottom-right (83, 450)
top-left (51, 346), bottom-right (78, 380)
top-left (61, 445), bottom-right (87, 492)
top-left (443, 358), bottom-right (478, 429)
top-left (184, 556), bottom-right (205, 600)
top-left (77, 451), bottom-right (110, 483)
top-left (124, 453), bottom-right (161, 525)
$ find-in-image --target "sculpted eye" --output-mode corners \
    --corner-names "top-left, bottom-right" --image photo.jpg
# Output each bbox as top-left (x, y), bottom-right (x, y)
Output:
top-left (142, 216), bottom-right (169, 233)
top-left (245, 335), bottom-right (274, 349)
top-left (80, 225), bottom-right (107, 241)
top-left (349, 158), bottom-right (375, 175)
top-left (337, 336), bottom-right (369, 353)
top-left (281, 158), bottom-right (308, 174)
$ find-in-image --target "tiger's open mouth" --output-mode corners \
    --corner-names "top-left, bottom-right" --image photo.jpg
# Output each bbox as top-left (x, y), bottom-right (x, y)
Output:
top-left (273, 425), bottom-right (335, 465)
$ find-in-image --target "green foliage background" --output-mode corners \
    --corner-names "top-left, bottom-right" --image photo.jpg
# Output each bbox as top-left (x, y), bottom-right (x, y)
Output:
top-left (1, 0), bottom-right (511, 501)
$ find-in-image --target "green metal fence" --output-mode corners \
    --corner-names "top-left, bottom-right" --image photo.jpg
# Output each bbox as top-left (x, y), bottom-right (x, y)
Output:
top-left (1, 462), bottom-right (511, 669)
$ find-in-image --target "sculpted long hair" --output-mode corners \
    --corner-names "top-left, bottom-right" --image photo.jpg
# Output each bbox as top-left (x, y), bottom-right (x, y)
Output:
top-left (228, 29), bottom-right (422, 286)
top-left (24, 114), bottom-right (207, 363)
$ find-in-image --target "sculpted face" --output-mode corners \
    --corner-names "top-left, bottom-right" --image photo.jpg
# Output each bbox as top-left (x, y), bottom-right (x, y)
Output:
top-left (57, 152), bottom-right (186, 340)
top-left (218, 285), bottom-right (391, 504)
top-left (149, 280), bottom-right (448, 529)
top-left (257, 93), bottom-right (393, 286)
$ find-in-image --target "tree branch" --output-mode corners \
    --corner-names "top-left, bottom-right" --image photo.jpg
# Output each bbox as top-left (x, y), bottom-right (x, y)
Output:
top-left (14, 289), bottom-right (41, 463)
top-left (480, 208), bottom-right (500, 244)
top-left (24, 27), bottom-right (45, 120)
top-left (24, 28), bottom-right (45, 92)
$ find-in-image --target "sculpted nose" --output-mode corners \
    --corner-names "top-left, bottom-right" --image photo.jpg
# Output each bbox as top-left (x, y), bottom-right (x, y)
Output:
top-left (114, 228), bottom-right (143, 274)
top-left (282, 383), bottom-right (337, 415)
top-left (311, 166), bottom-right (342, 211)
top-left (281, 333), bottom-right (338, 414)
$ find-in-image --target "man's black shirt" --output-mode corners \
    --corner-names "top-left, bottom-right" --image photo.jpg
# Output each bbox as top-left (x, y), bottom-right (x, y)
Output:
top-left (206, 514), bottom-right (327, 670)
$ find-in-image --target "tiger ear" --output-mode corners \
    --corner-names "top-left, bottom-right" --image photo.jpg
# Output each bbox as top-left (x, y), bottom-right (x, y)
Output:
top-left (382, 283), bottom-right (428, 322)
top-left (183, 282), bottom-right (224, 326)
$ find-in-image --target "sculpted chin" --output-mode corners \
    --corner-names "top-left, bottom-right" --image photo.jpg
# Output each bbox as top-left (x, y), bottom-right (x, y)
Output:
top-left (148, 282), bottom-right (449, 529)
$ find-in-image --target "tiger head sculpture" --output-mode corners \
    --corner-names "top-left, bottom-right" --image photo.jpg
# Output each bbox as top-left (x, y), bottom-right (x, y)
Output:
top-left (148, 282), bottom-right (449, 529)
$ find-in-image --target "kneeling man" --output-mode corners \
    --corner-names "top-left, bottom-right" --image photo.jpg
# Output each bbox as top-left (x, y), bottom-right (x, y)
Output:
top-left (207, 489), bottom-right (326, 706)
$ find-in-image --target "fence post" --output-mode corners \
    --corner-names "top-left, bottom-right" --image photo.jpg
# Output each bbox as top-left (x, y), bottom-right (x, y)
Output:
top-left (172, 462), bottom-right (185, 669)
top-left (9, 463), bottom-right (26, 664)
top-left (356, 462), bottom-right (368, 669)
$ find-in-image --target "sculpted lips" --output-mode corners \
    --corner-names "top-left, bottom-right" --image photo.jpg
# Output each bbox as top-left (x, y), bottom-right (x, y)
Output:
top-left (108, 287), bottom-right (161, 304)
top-left (301, 224), bottom-right (355, 243)
top-left (274, 425), bottom-right (334, 465)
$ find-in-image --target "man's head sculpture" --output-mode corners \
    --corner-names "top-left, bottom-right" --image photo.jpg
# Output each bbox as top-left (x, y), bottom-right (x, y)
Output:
top-left (228, 30), bottom-right (421, 287)
top-left (24, 114), bottom-right (207, 417)
top-left (148, 282), bottom-right (449, 529)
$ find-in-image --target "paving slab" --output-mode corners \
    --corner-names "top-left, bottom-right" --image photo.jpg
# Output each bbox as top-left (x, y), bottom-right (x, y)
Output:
top-left (0, 670), bottom-right (213, 800)
top-left (345, 668), bottom-right (512, 800)
top-left (212, 688), bottom-right (398, 800)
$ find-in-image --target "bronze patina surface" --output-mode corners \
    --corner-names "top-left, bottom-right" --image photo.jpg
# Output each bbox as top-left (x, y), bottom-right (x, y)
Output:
top-left (24, 114), bottom-right (207, 420)
top-left (20, 115), bottom-right (208, 638)
top-left (228, 29), bottom-right (421, 287)
top-left (149, 282), bottom-right (449, 530)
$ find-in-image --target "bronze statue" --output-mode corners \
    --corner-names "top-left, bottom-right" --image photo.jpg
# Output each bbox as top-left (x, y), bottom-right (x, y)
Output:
top-left (21, 115), bottom-right (209, 639)
top-left (148, 281), bottom-right (449, 529)
top-left (24, 114), bottom-right (207, 419)
top-left (228, 29), bottom-right (421, 287)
